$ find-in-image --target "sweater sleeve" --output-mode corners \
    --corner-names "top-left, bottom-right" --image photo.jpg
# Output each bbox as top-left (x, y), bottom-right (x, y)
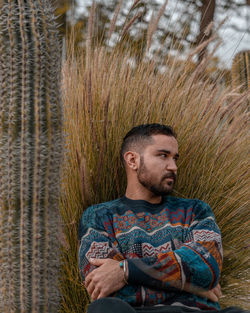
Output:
top-left (78, 205), bottom-right (124, 278)
top-left (78, 205), bottom-right (141, 304)
top-left (126, 200), bottom-right (222, 293)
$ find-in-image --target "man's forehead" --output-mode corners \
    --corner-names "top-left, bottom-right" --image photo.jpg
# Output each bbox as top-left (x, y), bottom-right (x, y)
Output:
top-left (151, 134), bottom-right (178, 145)
top-left (145, 134), bottom-right (178, 151)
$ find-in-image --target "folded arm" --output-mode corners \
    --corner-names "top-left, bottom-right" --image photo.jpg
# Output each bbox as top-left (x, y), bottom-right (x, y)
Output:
top-left (78, 201), bottom-right (222, 302)
top-left (126, 201), bottom-right (222, 294)
top-left (78, 205), bottom-right (140, 302)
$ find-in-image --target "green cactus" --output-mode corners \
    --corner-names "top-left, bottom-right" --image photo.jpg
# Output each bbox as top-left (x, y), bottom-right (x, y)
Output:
top-left (232, 50), bottom-right (250, 92)
top-left (0, 1), bottom-right (63, 312)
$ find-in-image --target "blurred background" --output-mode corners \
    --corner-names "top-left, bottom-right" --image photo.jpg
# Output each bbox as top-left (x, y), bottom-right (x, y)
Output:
top-left (54, 0), bottom-right (250, 67)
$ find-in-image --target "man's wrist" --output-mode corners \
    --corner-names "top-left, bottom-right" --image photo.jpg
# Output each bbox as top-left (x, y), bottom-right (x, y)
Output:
top-left (119, 260), bottom-right (129, 284)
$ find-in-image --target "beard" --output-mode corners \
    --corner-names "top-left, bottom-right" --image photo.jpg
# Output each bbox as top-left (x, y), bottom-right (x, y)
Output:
top-left (137, 156), bottom-right (176, 196)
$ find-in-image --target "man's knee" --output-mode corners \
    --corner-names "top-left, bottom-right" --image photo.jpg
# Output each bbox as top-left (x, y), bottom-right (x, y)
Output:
top-left (87, 297), bottom-right (136, 313)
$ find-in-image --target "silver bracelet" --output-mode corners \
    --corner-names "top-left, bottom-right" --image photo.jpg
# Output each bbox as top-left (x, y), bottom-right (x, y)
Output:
top-left (119, 260), bottom-right (128, 284)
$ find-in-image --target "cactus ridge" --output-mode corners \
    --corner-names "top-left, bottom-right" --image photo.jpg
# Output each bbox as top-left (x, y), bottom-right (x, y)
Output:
top-left (7, 1), bottom-right (22, 310)
top-left (38, 4), bottom-right (63, 307)
top-left (232, 50), bottom-right (250, 92)
top-left (0, 5), bottom-right (10, 310)
top-left (18, 0), bottom-right (33, 310)
top-left (0, 1), bottom-right (63, 312)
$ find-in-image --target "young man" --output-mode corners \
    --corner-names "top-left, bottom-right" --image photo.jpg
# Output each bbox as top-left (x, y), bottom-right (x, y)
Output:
top-left (78, 124), bottom-right (244, 313)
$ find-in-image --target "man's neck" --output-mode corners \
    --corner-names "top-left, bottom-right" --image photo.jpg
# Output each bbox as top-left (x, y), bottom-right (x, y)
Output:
top-left (125, 188), bottom-right (162, 204)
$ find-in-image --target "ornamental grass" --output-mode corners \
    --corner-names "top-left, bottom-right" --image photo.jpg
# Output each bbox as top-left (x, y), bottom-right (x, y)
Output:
top-left (59, 6), bottom-right (249, 313)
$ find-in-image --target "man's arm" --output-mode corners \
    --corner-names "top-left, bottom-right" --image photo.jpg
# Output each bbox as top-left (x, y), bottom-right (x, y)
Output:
top-left (85, 258), bottom-right (222, 302)
top-left (78, 204), bottom-right (124, 279)
top-left (78, 205), bottom-right (141, 302)
top-left (126, 200), bottom-right (222, 294)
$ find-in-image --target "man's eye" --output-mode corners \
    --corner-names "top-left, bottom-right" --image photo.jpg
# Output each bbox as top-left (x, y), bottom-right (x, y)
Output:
top-left (160, 154), bottom-right (167, 158)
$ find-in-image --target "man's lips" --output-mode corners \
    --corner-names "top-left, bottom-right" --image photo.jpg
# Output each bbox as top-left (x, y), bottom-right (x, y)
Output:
top-left (163, 174), bottom-right (176, 179)
top-left (162, 173), bottom-right (176, 182)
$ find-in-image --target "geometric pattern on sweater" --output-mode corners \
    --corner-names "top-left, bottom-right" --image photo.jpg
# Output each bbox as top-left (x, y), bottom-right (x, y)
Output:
top-left (193, 229), bottom-right (223, 254)
top-left (124, 241), bottom-right (172, 258)
top-left (113, 207), bottom-right (193, 234)
top-left (86, 241), bottom-right (112, 259)
top-left (142, 242), bottom-right (172, 257)
top-left (78, 195), bottom-right (223, 310)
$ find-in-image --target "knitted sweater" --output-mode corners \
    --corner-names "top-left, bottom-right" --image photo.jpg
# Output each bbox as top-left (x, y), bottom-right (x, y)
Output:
top-left (78, 196), bottom-right (223, 310)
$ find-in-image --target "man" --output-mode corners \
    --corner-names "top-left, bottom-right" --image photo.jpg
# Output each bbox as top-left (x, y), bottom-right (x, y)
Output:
top-left (78, 124), bottom-right (243, 313)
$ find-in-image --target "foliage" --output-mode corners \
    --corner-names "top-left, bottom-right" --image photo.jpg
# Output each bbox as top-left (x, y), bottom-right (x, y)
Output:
top-left (0, 0), bottom-right (63, 312)
top-left (59, 30), bottom-right (249, 312)
top-left (54, 0), bottom-right (250, 61)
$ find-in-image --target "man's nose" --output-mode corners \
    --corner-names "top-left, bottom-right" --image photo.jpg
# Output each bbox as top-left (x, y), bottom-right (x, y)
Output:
top-left (167, 159), bottom-right (177, 172)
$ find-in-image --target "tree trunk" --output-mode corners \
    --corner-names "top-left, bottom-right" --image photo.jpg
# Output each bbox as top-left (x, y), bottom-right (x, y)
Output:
top-left (196, 0), bottom-right (216, 63)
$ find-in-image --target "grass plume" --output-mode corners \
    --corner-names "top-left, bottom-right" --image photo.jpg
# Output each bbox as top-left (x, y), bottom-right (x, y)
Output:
top-left (147, 0), bottom-right (168, 51)
top-left (108, 0), bottom-right (123, 40)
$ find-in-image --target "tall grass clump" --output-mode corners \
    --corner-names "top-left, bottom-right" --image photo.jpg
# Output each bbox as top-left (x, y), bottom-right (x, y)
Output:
top-left (60, 9), bottom-right (249, 313)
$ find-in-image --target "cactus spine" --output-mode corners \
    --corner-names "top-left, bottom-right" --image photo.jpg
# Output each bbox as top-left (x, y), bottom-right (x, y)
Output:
top-left (0, 1), bottom-right (63, 312)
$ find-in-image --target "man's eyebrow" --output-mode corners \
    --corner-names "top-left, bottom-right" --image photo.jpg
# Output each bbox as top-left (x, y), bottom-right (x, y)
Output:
top-left (157, 149), bottom-right (179, 158)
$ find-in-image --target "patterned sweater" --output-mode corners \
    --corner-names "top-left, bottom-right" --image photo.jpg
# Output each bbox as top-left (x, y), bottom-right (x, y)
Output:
top-left (78, 196), bottom-right (223, 310)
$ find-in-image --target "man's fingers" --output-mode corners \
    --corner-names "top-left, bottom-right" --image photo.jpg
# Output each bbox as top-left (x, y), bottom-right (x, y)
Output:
top-left (91, 285), bottom-right (101, 301)
top-left (84, 278), bottom-right (89, 288)
top-left (89, 258), bottom-right (106, 266)
top-left (206, 290), bottom-right (218, 302)
top-left (85, 267), bottom-right (98, 287)
top-left (84, 273), bottom-right (93, 288)
top-left (90, 283), bottom-right (108, 301)
top-left (212, 284), bottom-right (222, 298)
top-left (193, 283), bottom-right (222, 303)
top-left (198, 290), bottom-right (218, 302)
top-left (86, 280), bottom-right (96, 297)
top-left (97, 291), bottom-right (106, 300)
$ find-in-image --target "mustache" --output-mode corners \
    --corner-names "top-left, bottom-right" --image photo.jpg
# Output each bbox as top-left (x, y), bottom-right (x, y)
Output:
top-left (162, 173), bottom-right (176, 181)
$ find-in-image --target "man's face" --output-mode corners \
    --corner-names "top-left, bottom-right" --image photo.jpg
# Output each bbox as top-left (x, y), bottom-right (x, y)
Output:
top-left (137, 134), bottom-right (179, 196)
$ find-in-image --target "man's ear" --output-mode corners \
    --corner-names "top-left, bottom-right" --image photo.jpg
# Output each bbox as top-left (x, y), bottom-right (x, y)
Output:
top-left (124, 151), bottom-right (140, 171)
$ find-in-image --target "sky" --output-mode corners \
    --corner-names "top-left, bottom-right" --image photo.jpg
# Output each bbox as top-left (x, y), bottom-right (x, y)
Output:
top-left (214, 3), bottom-right (250, 67)
top-left (76, 0), bottom-right (250, 68)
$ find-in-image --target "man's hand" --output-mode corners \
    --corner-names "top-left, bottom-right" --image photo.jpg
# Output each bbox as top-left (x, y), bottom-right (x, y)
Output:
top-left (196, 284), bottom-right (222, 302)
top-left (85, 258), bottom-right (126, 301)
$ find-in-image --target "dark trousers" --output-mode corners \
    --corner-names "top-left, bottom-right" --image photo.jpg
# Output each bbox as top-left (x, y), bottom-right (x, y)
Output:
top-left (87, 297), bottom-right (248, 313)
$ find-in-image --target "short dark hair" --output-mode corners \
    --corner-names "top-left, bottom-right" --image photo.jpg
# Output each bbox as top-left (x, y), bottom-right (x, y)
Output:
top-left (120, 123), bottom-right (176, 163)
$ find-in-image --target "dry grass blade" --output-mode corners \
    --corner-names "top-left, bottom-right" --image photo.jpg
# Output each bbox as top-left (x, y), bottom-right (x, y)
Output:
top-left (130, 0), bottom-right (141, 11)
top-left (146, 0), bottom-right (168, 51)
top-left (121, 10), bottom-right (144, 38)
top-left (188, 35), bottom-right (217, 60)
top-left (204, 21), bottom-right (214, 36)
top-left (86, 1), bottom-right (95, 68)
top-left (108, 0), bottom-right (123, 40)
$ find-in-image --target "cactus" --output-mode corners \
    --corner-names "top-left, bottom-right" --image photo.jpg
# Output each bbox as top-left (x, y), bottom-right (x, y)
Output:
top-left (232, 50), bottom-right (250, 92)
top-left (0, 1), bottom-right (63, 312)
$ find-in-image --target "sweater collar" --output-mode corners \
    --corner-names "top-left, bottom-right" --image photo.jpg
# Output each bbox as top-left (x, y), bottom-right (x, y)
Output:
top-left (121, 195), bottom-right (167, 208)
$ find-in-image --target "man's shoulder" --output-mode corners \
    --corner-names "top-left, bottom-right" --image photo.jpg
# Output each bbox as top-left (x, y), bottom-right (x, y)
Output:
top-left (87, 197), bottom-right (123, 211)
top-left (166, 195), bottom-right (209, 208)
top-left (78, 198), bottom-right (123, 239)
top-left (166, 196), bottom-right (215, 221)
top-left (81, 197), bottom-right (123, 219)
